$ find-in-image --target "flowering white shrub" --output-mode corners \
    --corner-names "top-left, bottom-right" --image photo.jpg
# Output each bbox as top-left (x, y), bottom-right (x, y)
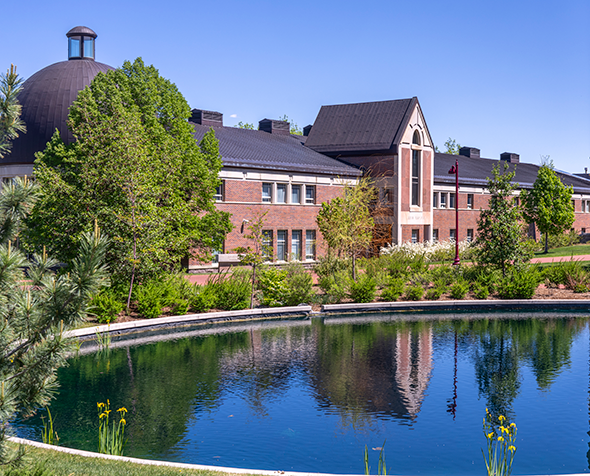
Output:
top-left (380, 240), bottom-right (473, 262)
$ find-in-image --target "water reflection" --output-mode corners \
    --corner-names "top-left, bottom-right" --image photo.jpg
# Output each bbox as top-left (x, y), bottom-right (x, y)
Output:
top-left (14, 315), bottom-right (589, 474)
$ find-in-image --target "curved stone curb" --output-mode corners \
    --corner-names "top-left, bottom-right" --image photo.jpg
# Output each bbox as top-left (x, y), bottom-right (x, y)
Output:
top-left (321, 299), bottom-right (590, 314)
top-left (67, 306), bottom-right (313, 340)
top-left (8, 437), bottom-right (355, 476)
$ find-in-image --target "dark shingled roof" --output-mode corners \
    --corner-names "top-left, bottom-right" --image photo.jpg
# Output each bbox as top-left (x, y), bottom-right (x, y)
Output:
top-left (305, 98), bottom-right (417, 155)
top-left (4, 59), bottom-right (114, 165)
top-left (191, 123), bottom-right (362, 177)
top-left (66, 26), bottom-right (97, 38)
top-left (434, 153), bottom-right (590, 193)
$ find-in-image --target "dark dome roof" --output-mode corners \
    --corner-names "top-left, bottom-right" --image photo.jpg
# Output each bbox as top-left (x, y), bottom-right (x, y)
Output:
top-left (66, 26), bottom-right (97, 38)
top-left (4, 59), bottom-right (113, 165)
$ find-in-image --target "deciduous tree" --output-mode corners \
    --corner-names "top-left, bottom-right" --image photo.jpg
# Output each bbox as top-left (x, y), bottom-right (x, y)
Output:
top-left (521, 159), bottom-right (575, 253)
top-left (24, 59), bottom-right (232, 297)
top-left (476, 162), bottom-right (532, 276)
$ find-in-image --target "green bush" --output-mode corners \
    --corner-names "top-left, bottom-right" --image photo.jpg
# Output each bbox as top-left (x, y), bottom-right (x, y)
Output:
top-left (497, 266), bottom-right (542, 299)
top-left (426, 265), bottom-right (455, 287)
top-left (283, 263), bottom-right (314, 306)
top-left (472, 283), bottom-right (490, 299)
top-left (425, 287), bottom-right (443, 300)
top-left (381, 277), bottom-right (405, 302)
top-left (91, 289), bottom-right (123, 324)
top-left (319, 269), bottom-right (350, 304)
top-left (258, 266), bottom-right (289, 306)
top-left (134, 279), bottom-right (164, 319)
top-left (349, 274), bottom-right (377, 303)
top-left (190, 285), bottom-right (217, 313)
top-left (209, 269), bottom-right (252, 311)
top-left (463, 265), bottom-right (500, 292)
top-left (450, 279), bottom-right (469, 300)
top-left (404, 284), bottom-right (424, 301)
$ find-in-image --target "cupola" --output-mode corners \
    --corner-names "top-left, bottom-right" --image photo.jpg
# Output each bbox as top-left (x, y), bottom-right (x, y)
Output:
top-left (66, 26), bottom-right (97, 60)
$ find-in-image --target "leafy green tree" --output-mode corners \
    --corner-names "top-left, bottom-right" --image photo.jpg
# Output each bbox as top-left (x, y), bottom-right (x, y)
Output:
top-left (24, 58), bottom-right (232, 301)
top-left (521, 159), bottom-right (575, 253)
top-left (236, 121), bottom-right (255, 130)
top-left (435, 138), bottom-right (461, 154)
top-left (476, 162), bottom-right (532, 276)
top-left (279, 114), bottom-right (302, 135)
top-left (316, 177), bottom-right (376, 280)
top-left (0, 65), bottom-right (26, 158)
top-left (0, 178), bottom-right (109, 466)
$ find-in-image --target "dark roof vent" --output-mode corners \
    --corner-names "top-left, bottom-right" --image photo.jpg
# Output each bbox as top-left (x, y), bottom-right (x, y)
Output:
top-left (459, 147), bottom-right (480, 159)
top-left (500, 152), bottom-right (519, 163)
top-left (191, 109), bottom-right (223, 127)
top-left (303, 124), bottom-right (313, 137)
top-left (259, 118), bottom-right (290, 135)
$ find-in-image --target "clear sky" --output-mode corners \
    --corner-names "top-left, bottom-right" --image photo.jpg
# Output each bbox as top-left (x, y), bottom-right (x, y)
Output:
top-left (2, 0), bottom-right (589, 173)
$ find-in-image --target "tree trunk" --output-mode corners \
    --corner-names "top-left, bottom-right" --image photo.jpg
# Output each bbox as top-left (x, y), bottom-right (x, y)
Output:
top-left (352, 254), bottom-right (356, 282)
top-left (250, 263), bottom-right (256, 309)
top-left (544, 233), bottom-right (549, 253)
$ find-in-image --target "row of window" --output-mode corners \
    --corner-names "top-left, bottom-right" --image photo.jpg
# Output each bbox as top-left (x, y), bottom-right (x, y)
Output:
top-left (433, 192), bottom-right (474, 209)
top-left (262, 229), bottom-right (316, 261)
top-left (425, 229), bottom-right (474, 242)
top-left (214, 181), bottom-right (316, 205)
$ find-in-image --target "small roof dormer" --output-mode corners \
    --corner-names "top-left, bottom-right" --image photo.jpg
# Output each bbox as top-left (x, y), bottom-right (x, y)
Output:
top-left (66, 26), bottom-right (97, 60)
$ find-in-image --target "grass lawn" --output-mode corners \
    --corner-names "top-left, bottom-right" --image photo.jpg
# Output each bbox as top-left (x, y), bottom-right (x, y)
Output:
top-left (533, 243), bottom-right (590, 258)
top-left (2, 442), bottom-right (244, 476)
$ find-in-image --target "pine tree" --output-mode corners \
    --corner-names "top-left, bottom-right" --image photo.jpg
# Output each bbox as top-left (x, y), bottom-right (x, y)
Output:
top-left (0, 65), bottom-right (26, 159)
top-left (0, 178), bottom-right (109, 466)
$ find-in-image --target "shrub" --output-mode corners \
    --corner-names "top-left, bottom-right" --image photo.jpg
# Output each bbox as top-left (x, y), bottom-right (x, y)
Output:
top-left (425, 287), bottom-right (443, 300)
top-left (404, 284), bottom-right (424, 301)
top-left (91, 289), bottom-right (123, 323)
top-left (472, 283), bottom-right (490, 300)
top-left (209, 269), bottom-right (252, 310)
top-left (134, 279), bottom-right (165, 319)
top-left (497, 266), bottom-right (542, 299)
top-left (190, 285), bottom-right (217, 313)
top-left (283, 263), bottom-right (314, 306)
top-left (450, 279), bottom-right (470, 300)
top-left (381, 277), bottom-right (405, 302)
top-left (258, 266), bottom-right (289, 306)
top-left (319, 269), bottom-right (350, 304)
top-left (349, 274), bottom-right (377, 303)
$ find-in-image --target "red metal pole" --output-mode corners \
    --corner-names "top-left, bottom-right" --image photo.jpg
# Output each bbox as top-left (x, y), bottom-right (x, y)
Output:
top-left (453, 158), bottom-right (460, 266)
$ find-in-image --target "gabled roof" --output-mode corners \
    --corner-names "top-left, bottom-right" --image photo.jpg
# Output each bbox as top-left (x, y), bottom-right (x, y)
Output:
top-left (305, 98), bottom-right (417, 155)
top-left (191, 123), bottom-right (362, 177)
top-left (434, 153), bottom-right (590, 193)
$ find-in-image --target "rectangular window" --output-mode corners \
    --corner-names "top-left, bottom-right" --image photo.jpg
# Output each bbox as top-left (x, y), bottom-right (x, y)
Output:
top-left (411, 150), bottom-right (421, 206)
top-left (411, 229), bottom-right (419, 243)
top-left (291, 184), bottom-right (301, 204)
top-left (433, 192), bottom-right (438, 208)
top-left (262, 230), bottom-right (273, 260)
top-left (440, 193), bottom-right (447, 209)
top-left (291, 230), bottom-right (301, 260)
top-left (214, 181), bottom-right (224, 202)
top-left (433, 229), bottom-right (439, 242)
top-left (305, 185), bottom-right (316, 204)
top-left (449, 193), bottom-right (456, 209)
top-left (305, 230), bottom-right (316, 260)
top-left (262, 183), bottom-right (272, 203)
top-left (583, 228), bottom-right (587, 234)
top-left (277, 184), bottom-right (287, 203)
top-left (450, 229), bottom-right (456, 241)
top-left (586, 201), bottom-right (590, 213)
top-left (514, 197), bottom-right (520, 207)
top-left (467, 194), bottom-right (473, 209)
top-left (277, 230), bottom-right (287, 261)
top-left (467, 229), bottom-right (474, 242)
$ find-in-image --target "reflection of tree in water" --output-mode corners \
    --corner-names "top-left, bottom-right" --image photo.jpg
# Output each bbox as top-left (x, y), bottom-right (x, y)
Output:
top-left (308, 320), bottom-right (433, 430)
top-left (472, 318), bottom-right (584, 419)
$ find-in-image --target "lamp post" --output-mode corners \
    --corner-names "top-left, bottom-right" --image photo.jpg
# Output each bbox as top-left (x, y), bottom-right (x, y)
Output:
top-left (448, 159), bottom-right (460, 266)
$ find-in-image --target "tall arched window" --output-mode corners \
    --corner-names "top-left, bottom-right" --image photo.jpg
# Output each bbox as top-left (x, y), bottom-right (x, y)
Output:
top-left (411, 130), bottom-right (421, 206)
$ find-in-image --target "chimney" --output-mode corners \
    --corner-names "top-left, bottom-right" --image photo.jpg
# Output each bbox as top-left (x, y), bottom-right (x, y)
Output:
top-left (303, 124), bottom-right (313, 136)
top-left (500, 152), bottom-right (520, 163)
top-left (259, 118), bottom-right (290, 135)
top-left (191, 109), bottom-right (223, 127)
top-left (459, 147), bottom-right (480, 158)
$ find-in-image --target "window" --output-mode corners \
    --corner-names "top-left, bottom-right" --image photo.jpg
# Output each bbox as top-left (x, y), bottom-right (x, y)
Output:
top-left (262, 230), bottom-right (273, 259)
top-left (449, 193), bottom-right (456, 209)
top-left (433, 192), bottom-right (438, 208)
top-left (305, 185), bottom-right (316, 204)
top-left (68, 37), bottom-right (81, 58)
top-left (433, 229), bottom-right (439, 242)
top-left (440, 193), bottom-right (447, 209)
top-left (467, 229), bottom-right (474, 242)
top-left (291, 230), bottom-right (301, 260)
top-left (262, 183), bottom-right (272, 203)
top-left (214, 181), bottom-right (224, 202)
top-left (514, 197), bottom-right (520, 207)
top-left (411, 149), bottom-right (421, 206)
top-left (277, 184), bottom-right (287, 203)
top-left (383, 188), bottom-right (393, 204)
top-left (411, 229), bottom-right (419, 243)
top-left (83, 38), bottom-right (94, 58)
top-left (277, 230), bottom-right (287, 261)
top-left (583, 228), bottom-right (587, 234)
top-left (450, 229), bottom-right (456, 241)
top-left (467, 194), bottom-right (473, 209)
top-left (305, 230), bottom-right (316, 260)
top-left (291, 184), bottom-right (301, 204)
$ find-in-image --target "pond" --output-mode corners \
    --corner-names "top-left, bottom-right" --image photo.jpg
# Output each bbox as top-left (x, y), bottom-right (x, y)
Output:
top-left (14, 312), bottom-right (590, 475)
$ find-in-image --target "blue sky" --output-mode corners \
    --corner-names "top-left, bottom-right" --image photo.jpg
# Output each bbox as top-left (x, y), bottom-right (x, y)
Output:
top-left (2, 0), bottom-right (589, 173)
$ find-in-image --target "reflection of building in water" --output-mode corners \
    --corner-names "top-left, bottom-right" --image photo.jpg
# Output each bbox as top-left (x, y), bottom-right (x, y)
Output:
top-left (309, 324), bottom-right (433, 425)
